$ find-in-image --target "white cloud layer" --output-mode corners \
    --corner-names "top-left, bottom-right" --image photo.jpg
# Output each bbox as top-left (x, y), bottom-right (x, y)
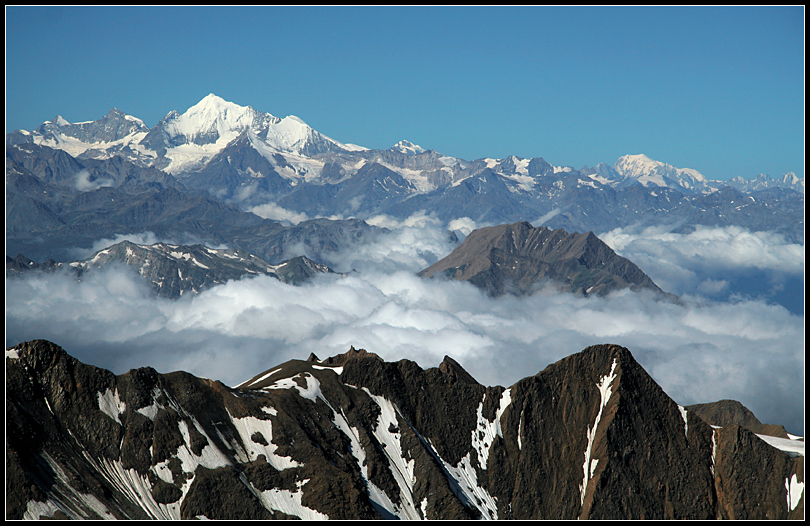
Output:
top-left (248, 202), bottom-right (311, 224)
top-left (5, 219), bottom-right (805, 435)
top-left (599, 224), bottom-right (805, 314)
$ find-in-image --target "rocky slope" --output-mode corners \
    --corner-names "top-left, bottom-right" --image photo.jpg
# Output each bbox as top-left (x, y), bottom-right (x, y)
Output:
top-left (5, 141), bottom-right (383, 265)
top-left (70, 240), bottom-right (338, 298)
top-left (418, 221), bottom-right (667, 297)
top-left (6, 241), bottom-right (338, 299)
top-left (6, 340), bottom-right (803, 520)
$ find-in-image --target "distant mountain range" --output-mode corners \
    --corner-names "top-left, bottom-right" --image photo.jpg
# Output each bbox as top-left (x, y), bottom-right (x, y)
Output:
top-left (6, 94), bottom-right (804, 267)
top-left (7, 339), bottom-right (803, 520)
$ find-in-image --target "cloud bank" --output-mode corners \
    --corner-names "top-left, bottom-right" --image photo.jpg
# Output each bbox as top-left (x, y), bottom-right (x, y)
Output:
top-left (600, 225), bottom-right (805, 315)
top-left (5, 218), bottom-right (805, 435)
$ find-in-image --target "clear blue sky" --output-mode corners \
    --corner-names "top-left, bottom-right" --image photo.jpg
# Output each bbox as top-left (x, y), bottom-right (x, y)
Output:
top-left (5, 6), bottom-right (804, 180)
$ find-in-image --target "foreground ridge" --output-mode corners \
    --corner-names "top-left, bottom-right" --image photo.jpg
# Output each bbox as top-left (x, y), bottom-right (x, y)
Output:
top-left (6, 340), bottom-right (804, 520)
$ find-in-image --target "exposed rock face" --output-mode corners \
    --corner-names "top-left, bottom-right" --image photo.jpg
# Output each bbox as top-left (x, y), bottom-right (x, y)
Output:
top-left (5, 254), bottom-right (62, 275)
top-left (6, 340), bottom-right (803, 520)
top-left (419, 221), bottom-right (667, 297)
top-left (688, 399), bottom-right (792, 439)
top-left (6, 242), bottom-right (339, 299)
top-left (71, 241), bottom-right (338, 298)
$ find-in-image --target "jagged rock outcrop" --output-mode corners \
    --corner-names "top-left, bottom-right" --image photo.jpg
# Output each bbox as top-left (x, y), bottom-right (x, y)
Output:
top-left (6, 340), bottom-right (803, 519)
top-left (687, 399), bottom-right (792, 439)
top-left (419, 221), bottom-right (668, 297)
top-left (6, 242), bottom-right (339, 299)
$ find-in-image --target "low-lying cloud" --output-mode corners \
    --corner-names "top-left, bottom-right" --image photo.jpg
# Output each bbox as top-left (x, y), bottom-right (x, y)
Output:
top-left (5, 218), bottom-right (805, 435)
top-left (74, 169), bottom-right (115, 192)
top-left (600, 225), bottom-right (805, 315)
top-left (248, 202), bottom-right (312, 225)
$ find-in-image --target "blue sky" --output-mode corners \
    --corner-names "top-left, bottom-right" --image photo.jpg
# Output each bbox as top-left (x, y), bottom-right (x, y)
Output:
top-left (5, 6), bottom-right (804, 180)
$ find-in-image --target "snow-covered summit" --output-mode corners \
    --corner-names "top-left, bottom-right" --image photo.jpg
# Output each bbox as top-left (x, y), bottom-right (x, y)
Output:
top-left (391, 140), bottom-right (426, 155)
top-left (614, 154), bottom-right (709, 193)
top-left (160, 93), bottom-right (265, 147)
top-left (139, 94), bottom-right (354, 173)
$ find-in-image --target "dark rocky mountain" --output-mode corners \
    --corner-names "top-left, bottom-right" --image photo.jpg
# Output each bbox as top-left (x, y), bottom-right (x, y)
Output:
top-left (6, 241), bottom-right (339, 299)
top-left (6, 340), bottom-right (803, 520)
top-left (687, 399), bottom-right (794, 440)
top-left (5, 254), bottom-right (62, 275)
top-left (419, 221), bottom-right (667, 297)
top-left (71, 241), bottom-right (339, 298)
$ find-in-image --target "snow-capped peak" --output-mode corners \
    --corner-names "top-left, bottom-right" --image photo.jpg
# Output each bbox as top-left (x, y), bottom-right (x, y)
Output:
top-left (55, 115), bottom-right (71, 126)
top-left (391, 140), bottom-right (426, 155)
top-left (614, 154), bottom-right (708, 192)
top-left (263, 115), bottom-right (317, 154)
top-left (162, 93), bottom-right (260, 145)
top-left (781, 172), bottom-right (799, 184)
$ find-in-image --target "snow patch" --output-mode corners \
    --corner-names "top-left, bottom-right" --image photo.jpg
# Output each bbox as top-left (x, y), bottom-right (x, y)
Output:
top-left (756, 434), bottom-right (805, 457)
top-left (255, 479), bottom-right (329, 520)
top-left (785, 474), bottom-right (804, 512)
top-left (97, 456), bottom-right (182, 519)
top-left (361, 388), bottom-right (420, 519)
top-left (580, 358), bottom-right (618, 506)
top-left (97, 387), bottom-right (126, 425)
top-left (227, 411), bottom-right (303, 470)
top-left (311, 364), bottom-right (344, 375)
top-left (26, 452), bottom-right (118, 519)
top-left (471, 388), bottom-right (512, 470)
top-left (236, 367), bottom-right (282, 388)
top-left (264, 372), bottom-right (322, 402)
top-left (678, 405), bottom-right (688, 438)
top-left (328, 389), bottom-right (402, 518)
top-left (24, 498), bottom-right (66, 520)
top-left (430, 448), bottom-right (499, 520)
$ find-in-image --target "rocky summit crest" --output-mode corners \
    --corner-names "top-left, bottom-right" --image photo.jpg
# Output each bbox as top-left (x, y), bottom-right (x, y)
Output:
top-left (419, 221), bottom-right (667, 297)
top-left (6, 339), bottom-right (803, 520)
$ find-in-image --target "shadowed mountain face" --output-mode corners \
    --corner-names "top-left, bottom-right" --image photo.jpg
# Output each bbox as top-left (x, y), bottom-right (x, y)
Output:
top-left (6, 241), bottom-right (338, 299)
top-left (418, 221), bottom-right (667, 297)
top-left (6, 340), bottom-right (803, 520)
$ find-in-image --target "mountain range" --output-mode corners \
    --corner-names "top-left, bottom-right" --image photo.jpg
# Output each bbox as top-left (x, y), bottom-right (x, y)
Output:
top-left (7, 221), bottom-right (670, 302)
top-left (7, 94), bottom-right (804, 268)
top-left (6, 339), bottom-right (803, 520)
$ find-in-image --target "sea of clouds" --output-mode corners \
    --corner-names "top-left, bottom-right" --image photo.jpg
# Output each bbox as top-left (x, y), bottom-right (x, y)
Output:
top-left (5, 213), bottom-right (805, 435)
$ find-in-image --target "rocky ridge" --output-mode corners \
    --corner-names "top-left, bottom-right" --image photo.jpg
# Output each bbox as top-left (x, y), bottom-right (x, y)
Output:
top-left (6, 241), bottom-right (339, 299)
top-left (6, 340), bottom-right (803, 520)
top-left (418, 221), bottom-right (667, 297)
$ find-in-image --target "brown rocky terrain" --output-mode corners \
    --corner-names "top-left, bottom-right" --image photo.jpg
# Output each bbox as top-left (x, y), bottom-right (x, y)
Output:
top-left (6, 339), bottom-right (803, 519)
top-left (418, 221), bottom-right (668, 297)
